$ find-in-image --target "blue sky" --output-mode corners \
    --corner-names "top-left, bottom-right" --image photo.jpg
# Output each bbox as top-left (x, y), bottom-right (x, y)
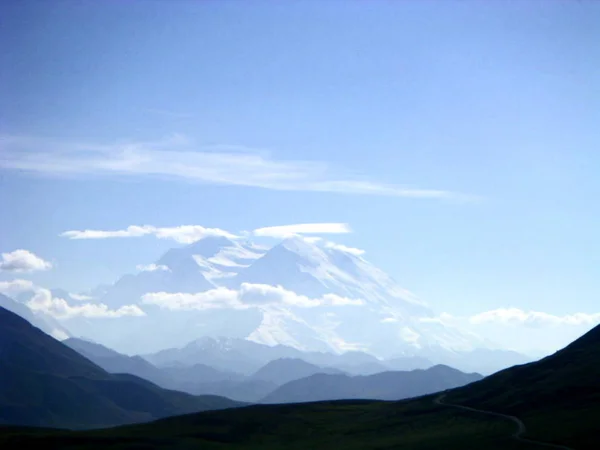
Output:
top-left (1, 0), bottom-right (599, 346)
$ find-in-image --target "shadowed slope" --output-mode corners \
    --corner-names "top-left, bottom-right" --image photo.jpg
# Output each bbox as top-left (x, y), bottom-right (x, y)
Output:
top-left (0, 307), bottom-right (242, 429)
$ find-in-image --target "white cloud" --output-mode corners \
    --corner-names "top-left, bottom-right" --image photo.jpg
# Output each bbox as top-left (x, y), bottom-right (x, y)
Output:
top-left (324, 241), bottom-right (365, 256)
top-left (468, 308), bottom-right (600, 327)
top-left (303, 237), bottom-right (323, 244)
top-left (27, 289), bottom-right (146, 320)
top-left (253, 223), bottom-right (352, 238)
top-left (69, 293), bottom-right (93, 301)
top-left (321, 293), bottom-right (364, 306)
top-left (61, 224), bottom-right (237, 243)
top-left (239, 283), bottom-right (321, 307)
top-left (50, 328), bottom-right (70, 341)
top-left (0, 279), bottom-right (36, 296)
top-left (421, 309), bottom-right (600, 327)
top-left (141, 283), bottom-right (364, 311)
top-left (0, 279), bottom-right (144, 320)
top-left (250, 225), bottom-right (365, 255)
top-left (141, 288), bottom-right (244, 311)
top-left (136, 263), bottom-right (170, 272)
top-left (0, 134), bottom-right (470, 200)
top-left (0, 250), bottom-right (52, 273)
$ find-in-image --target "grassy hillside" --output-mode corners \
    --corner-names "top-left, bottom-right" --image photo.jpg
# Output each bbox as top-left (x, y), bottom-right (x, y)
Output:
top-left (446, 323), bottom-right (600, 448)
top-left (0, 399), bottom-right (529, 450)
top-left (0, 307), bottom-right (242, 429)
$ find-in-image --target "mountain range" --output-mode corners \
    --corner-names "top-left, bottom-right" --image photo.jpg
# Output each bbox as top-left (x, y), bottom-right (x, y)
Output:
top-left (3, 316), bottom-right (597, 449)
top-left (63, 336), bottom-right (479, 404)
top-left (261, 365), bottom-right (482, 403)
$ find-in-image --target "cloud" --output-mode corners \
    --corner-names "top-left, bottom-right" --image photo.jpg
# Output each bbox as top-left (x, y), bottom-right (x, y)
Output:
top-left (251, 225), bottom-right (365, 255)
top-left (253, 223), bottom-right (352, 238)
top-left (0, 134), bottom-right (471, 200)
top-left (27, 289), bottom-right (146, 319)
top-left (421, 309), bottom-right (600, 328)
top-left (0, 279), bottom-right (144, 319)
top-left (50, 328), bottom-right (70, 341)
top-left (141, 288), bottom-right (244, 311)
top-left (238, 283), bottom-right (321, 307)
top-left (324, 242), bottom-right (365, 256)
top-left (320, 293), bottom-right (364, 306)
top-left (141, 283), bottom-right (364, 311)
top-left (0, 279), bottom-right (36, 296)
top-left (136, 263), bottom-right (170, 272)
top-left (468, 308), bottom-right (600, 327)
top-left (419, 309), bottom-right (600, 355)
top-left (61, 224), bottom-right (237, 243)
top-left (0, 249), bottom-right (52, 273)
top-left (69, 293), bottom-right (93, 301)
top-left (62, 223), bottom-right (360, 248)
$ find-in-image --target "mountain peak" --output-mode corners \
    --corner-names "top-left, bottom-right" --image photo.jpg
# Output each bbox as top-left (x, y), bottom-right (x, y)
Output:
top-left (186, 235), bottom-right (239, 256)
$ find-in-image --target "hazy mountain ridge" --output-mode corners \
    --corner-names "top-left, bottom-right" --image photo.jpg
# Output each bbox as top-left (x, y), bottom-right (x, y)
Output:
top-left (63, 336), bottom-right (452, 403)
top-left (261, 365), bottom-right (483, 404)
top-left (0, 307), bottom-right (242, 429)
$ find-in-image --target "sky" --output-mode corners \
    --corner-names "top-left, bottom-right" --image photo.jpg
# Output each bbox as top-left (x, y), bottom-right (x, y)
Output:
top-left (1, 0), bottom-right (599, 354)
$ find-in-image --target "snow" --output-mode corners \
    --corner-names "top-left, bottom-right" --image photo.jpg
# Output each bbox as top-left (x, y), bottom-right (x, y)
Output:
top-left (80, 234), bottom-right (494, 359)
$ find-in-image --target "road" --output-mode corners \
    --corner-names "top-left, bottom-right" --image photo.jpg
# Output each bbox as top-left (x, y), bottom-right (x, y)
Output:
top-left (434, 393), bottom-right (574, 450)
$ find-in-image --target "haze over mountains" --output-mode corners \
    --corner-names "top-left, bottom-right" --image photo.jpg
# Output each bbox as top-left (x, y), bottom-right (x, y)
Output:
top-left (5, 235), bottom-right (531, 375)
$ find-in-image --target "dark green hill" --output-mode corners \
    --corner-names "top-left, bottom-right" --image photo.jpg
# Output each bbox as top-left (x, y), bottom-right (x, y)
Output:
top-left (445, 323), bottom-right (600, 448)
top-left (0, 307), bottom-right (242, 429)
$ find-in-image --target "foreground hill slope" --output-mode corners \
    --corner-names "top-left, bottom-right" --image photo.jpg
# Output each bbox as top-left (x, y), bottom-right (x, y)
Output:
top-left (262, 364), bottom-right (482, 403)
top-left (445, 322), bottom-right (600, 447)
top-left (1, 323), bottom-right (598, 449)
top-left (0, 307), bottom-right (242, 429)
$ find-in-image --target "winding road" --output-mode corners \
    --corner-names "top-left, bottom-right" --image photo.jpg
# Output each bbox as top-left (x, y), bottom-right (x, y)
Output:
top-left (434, 393), bottom-right (574, 450)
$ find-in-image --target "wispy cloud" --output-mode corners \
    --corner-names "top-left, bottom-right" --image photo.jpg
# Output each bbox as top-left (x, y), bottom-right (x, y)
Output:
top-left (61, 225), bottom-right (237, 244)
top-left (324, 241), bottom-right (365, 256)
top-left (252, 223), bottom-right (352, 238)
top-left (419, 309), bottom-right (600, 354)
top-left (468, 308), bottom-right (600, 327)
top-left (60, 222), bottom-right (368, 256)
top-left (0, 134), bottom-right (472, 200)
top-left (0, 250), bottom-right (52, 273)
top-left (141, 283), bottom-right (363, 311)
top-left (421, 309), bottom-right (600, 327)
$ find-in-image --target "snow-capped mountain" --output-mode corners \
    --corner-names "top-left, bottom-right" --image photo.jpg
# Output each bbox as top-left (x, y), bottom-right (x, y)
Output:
top-left (98, 237), bottom-right (264, 308)
top-left (74, 234), bottom-right (505, 366)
